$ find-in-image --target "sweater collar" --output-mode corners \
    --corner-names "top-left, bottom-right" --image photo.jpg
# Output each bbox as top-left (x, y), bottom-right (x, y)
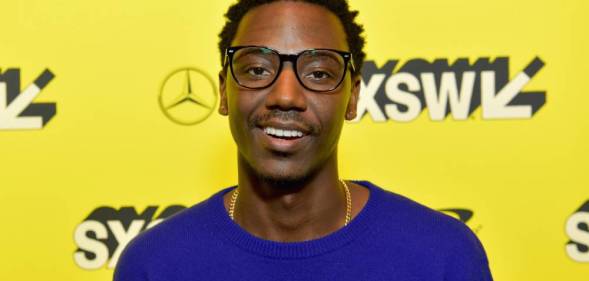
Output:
top-left (207, 180), bottom-right (384, 259)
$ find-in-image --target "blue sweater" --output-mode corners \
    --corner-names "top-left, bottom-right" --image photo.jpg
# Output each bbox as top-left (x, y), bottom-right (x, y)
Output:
top-left (114, 181), bottom-right (493, 281)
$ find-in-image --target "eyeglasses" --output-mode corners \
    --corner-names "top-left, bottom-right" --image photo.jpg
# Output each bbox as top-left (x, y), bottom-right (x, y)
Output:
top-left (224, 45), bottom-right (355, 92)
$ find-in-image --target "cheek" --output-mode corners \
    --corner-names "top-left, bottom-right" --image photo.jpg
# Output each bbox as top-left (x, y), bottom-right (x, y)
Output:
top-left (226, 85), bottom-right (251, 124)
top-left (226, 84), bottom-right (268, 143)
top-left (317, 85), bottom-right (353, 151)
top-left (226, 78), bottom-right (267, 118)
top-left (226, 80), bottom-right (240, 113)
top-left (312, 84), bottom-right (352, 128)
top-left (309, 93), bottom-right (348, 140)
top-left (226, 84), bottom-right (250, 145)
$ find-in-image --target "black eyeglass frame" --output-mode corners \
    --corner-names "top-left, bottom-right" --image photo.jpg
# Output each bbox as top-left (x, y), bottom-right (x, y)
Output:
top-left (224, 45), bottom-right (356, 93)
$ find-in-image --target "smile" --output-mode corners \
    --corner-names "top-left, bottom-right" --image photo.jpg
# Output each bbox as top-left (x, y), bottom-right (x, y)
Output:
top-left (263, 127), bottom-right (304, 138)
top-left (256, 124), bottom-right (310, 154)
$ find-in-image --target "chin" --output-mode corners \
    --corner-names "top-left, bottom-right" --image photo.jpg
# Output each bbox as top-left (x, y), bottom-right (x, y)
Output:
top-left (245, 156), bottom-right (318, 188)
top-left (256, 164), bottom-right (313, 186)
top-left (238, 145), bottom-right (333, 187)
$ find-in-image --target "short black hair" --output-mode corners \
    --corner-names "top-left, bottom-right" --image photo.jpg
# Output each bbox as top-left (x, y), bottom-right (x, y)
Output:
top-left (218, 0), bottom-right (366, 75)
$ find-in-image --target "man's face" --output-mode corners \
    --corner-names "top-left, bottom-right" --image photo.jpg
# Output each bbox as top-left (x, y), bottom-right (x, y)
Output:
top-left (219, 1), bottom-right (360, 182)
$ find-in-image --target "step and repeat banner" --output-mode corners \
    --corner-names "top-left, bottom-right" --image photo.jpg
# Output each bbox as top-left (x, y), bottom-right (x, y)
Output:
top-left (1, 0), bottom-right (587, 280)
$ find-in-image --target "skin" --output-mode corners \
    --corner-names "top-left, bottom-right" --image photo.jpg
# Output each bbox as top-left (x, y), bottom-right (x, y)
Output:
top-left (218, 1), bottom-right (369, 242)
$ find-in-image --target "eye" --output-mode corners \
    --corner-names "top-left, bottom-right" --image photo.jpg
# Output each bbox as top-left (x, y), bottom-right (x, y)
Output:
top-left (306, 70), bottom-right (331, 80)
top-left (247, 67), bottom-right (271, 77)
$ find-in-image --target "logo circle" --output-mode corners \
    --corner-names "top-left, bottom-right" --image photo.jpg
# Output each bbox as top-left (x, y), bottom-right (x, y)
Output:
top-left (158, 67), bottom-right (218, 125)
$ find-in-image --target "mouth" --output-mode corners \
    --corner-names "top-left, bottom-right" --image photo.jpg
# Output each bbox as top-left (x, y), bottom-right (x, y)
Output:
top-left (256, 123), bottom-right (312, 153)
top-left (263, 127), bottom-right (305, 139)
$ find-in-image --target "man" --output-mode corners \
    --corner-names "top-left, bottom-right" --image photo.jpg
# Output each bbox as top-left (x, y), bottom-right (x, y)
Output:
top-left (115, 1), bottom-right (493, 280)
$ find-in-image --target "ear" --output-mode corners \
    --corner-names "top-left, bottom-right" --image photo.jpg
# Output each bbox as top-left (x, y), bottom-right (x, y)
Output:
top-left (218, 70), bottom-right (228, 116)
top-left (345, 75), bottom-right (361, 120)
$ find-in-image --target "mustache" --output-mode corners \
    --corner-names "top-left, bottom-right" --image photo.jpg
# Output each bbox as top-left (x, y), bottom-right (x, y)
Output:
top-left (249, 110), bottom-right (319, 134)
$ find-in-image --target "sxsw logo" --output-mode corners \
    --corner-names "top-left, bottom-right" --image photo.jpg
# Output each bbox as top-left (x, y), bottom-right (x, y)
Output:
top-left (0, 68), bottom-right (56, 130)
top-left (73, 205), bottom-right (186, 270)
top-left (354, 57), bottom-right (545, 122)
top-left (566, 200), bottom-right (589, 263)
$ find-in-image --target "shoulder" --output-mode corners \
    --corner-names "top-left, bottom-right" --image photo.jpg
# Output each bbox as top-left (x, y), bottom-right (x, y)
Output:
top-left (134, 195), bottom-right (215, 248)
top-left (114, 189), bottom-right (226, 279)
top-left (358, 181), bottom-right (492, 279)
top-left (358, 180), bottom-right (488, 256)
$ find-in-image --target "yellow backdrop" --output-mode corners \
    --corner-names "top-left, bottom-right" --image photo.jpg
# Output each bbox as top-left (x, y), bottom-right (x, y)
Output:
top-left (1, 0), bottom-right (588, 280)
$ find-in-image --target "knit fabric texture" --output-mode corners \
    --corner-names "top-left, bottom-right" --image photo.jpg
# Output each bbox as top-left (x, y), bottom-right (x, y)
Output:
top-left (114, 181), bottom-right (493, 281)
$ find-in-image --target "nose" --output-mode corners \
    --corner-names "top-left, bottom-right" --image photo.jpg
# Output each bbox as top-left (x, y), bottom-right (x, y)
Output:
top-left (264, 62), bottom-right (307, 111)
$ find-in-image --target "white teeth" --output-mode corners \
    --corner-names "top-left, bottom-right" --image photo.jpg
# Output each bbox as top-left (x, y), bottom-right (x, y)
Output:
top-left (263, 127), bottom-right (304, 138)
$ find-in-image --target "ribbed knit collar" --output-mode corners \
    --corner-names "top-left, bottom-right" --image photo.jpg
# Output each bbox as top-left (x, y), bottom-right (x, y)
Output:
top-left (206, 180), bottom-right (383, 259)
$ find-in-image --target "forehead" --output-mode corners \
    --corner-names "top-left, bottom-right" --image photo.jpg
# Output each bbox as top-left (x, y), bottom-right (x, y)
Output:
top-left (231, 1), bottom-right (348, 53)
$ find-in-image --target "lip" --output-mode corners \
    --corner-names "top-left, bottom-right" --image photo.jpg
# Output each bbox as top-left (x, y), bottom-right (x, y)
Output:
top-left (252, 116), bottom-right (315, 153)
top-left (254, 125), bottom-right (311, 153)
top-left (257, 119), bottom-right (313, 136)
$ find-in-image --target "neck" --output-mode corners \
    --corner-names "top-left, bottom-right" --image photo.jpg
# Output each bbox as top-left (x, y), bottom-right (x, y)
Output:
top-left (232, 153), bottom-right (347, 242)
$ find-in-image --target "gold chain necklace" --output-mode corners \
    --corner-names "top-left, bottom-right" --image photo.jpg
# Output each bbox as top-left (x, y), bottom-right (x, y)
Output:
top-left (229, 179), bottom-right (352, 226)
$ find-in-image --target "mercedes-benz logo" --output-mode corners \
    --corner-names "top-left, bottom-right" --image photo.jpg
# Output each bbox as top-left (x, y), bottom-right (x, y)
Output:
top-left (158, 67), bottom-right (217, 125)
